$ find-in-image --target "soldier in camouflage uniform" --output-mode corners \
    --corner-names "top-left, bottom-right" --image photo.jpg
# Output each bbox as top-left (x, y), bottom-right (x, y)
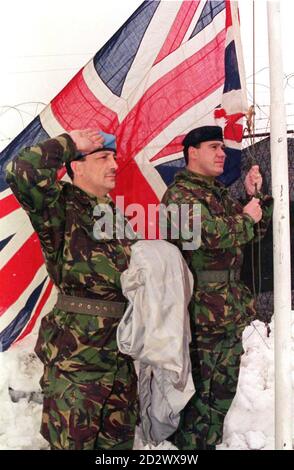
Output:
top-left (161, 126), bottom-right (273, 450)
top-left (6, 129), bottom-right (139, 450)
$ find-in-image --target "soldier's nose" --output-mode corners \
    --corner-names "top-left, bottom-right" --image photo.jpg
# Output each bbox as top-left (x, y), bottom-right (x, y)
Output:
top-left (112, 159), bottom-right (118, 170)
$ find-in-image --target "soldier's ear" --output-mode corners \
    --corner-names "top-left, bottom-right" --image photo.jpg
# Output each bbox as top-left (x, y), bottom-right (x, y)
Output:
top-left (188, 146), bottom-right (198, 161)
top-left (70, 161), bottom-right (77, 177)
top-left (71, 160), bottom-right (84, 177)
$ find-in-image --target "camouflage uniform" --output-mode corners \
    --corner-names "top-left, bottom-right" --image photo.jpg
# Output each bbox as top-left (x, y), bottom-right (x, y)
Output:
top-left (6, 135), bottom-right (139, 450)
top-left (161, 169), bottom-right (273, 450)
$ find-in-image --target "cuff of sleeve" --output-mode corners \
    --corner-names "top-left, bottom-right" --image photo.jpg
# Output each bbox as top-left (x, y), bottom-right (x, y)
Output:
top-left (56, 134), bottom-right (78, 163)
top-left (245, 191), bottom-right (264, 201)
top-left (260, 194), bottom-right (273, 204)
top-left (243, 213), bottom-right (256, 226)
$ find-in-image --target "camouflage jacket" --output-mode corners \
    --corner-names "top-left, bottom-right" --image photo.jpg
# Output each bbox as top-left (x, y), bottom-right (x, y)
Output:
top-left (161, 169), bottom-right (274, 329)
top-left (6, 134), bottom-right (132, 302)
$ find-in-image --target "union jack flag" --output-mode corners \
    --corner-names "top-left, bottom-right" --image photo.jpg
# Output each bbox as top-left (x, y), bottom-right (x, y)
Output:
top-left (0, 0), bottom-right (247, 350)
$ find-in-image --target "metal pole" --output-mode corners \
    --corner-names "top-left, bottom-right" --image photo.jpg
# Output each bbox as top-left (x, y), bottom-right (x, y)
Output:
top-left (267, 1), bottom-right (292, 450)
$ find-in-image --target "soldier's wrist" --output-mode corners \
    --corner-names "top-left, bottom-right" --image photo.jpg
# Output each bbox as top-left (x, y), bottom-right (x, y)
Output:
top-left (243, 213), bottom-right (256, 225)
top-left (59, 134), bottom-right (78, 162)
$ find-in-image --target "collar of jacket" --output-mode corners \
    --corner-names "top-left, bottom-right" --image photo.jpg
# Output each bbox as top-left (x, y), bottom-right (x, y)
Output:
top-left (68, 183), bottom-right (114, 208)
top-left (175, 169), bottom-right (226, 191)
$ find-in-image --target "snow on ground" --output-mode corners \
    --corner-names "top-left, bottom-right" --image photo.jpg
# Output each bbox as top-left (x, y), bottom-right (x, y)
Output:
top-left (0, 319), bottom-right (293, 450)
top-left (219, 321), bottom-right (275, 450)
top-left (0, 335), bottom-right (48, 450)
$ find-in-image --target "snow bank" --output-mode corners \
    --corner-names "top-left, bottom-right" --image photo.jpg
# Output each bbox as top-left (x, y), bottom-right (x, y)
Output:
top-left (0, 318), bottom-right (293, 450)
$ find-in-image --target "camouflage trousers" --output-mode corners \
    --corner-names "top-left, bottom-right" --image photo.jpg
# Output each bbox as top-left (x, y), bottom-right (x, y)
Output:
top-left (35, 308), bottom-right (139, 450)
top-left (171, 326), bottom-right (244, 450)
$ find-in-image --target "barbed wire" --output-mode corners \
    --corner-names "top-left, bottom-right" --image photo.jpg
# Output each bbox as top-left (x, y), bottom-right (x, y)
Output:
top-left (0, 73), bottom-right (294, 151)
top-left (0, 102), bottom-right (47, 151)
top-left (6, 67), bottom-right (80, 75)
top-left (4, 52), bottom-right (94, 59)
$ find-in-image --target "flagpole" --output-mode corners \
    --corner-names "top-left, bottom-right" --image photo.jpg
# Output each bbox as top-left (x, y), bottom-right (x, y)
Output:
top-left (267, 1), bottom-right (292, 450)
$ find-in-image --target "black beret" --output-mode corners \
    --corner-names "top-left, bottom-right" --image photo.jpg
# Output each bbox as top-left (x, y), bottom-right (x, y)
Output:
top-left (182, 126), bottom-right (223, 148)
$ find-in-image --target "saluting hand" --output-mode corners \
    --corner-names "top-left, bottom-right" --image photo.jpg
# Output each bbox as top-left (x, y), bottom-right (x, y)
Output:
top-left (244, 165), bottom-right (262, 196)
top-left (69, 129), bottom-right (104, 153)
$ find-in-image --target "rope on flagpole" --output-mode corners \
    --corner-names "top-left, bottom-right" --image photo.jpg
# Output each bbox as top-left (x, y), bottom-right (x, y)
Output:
top-left (242, 1), bottom-right (270, 345)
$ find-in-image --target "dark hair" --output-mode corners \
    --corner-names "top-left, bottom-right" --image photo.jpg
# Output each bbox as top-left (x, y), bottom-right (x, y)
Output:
top-left (183, 143), bottom-right (200, 165)
top-left (65, 156), bottom-right (86, 180)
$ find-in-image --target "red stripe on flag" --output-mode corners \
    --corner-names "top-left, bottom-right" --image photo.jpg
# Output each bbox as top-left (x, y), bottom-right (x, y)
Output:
top-left (154, 1), bottom-right (200, 65)
top-left (225, 1), bottom-right (233, 29)
top-left (224, 123), bottom-right (243, 142)
top-left (0, 194), bottom-right (20, 219)
top-left (112, 159), bottom-right (160, 238)
top-left (150, 136), bottom-right (185, 162)
top-left (51, 70), bottom-right (119, 132)
top-left (114, 160), bottom-right (159, 206)
top-left (215, 109), bottom-right (244, 143)
top-left (117, 29), bottom-right (226, 163)
top-left (0, 233), bottom-right (44, 317)
top-left (57, 167), bottom-right (67, 180)
top-left (15, 280), bottom-right (54, 343)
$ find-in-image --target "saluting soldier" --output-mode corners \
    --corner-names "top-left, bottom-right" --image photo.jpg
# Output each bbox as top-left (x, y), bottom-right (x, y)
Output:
top-left (161, 126), bottom-right (273, 450)
top-left (6, 129), bottom-right (138, 450)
